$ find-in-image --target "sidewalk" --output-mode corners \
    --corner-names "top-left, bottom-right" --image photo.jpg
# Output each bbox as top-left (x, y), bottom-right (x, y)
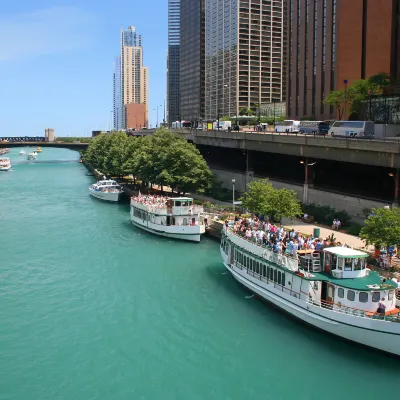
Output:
top-left (281, 218), bottom-right (373, 251)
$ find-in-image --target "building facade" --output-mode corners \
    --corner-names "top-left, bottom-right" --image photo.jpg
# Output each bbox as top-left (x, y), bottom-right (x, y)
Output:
top-left (286, 0), bottom-right (398, 121)
top-left (113, 57), bottom-right (123, 130)
top-left (125, 103), bottom-right (148, 129)
top-left (180, 0), bottom-right (205, 123)
top-left (167, 0), bottom-right (181, 123)
top-left (392, 0), bottom-right (400, 84)
top-left (45, 128), bottom-right (55, 142)
top-left (113, 26), bottom-right (148, 129)
top-left (204, 0), bottom-right (285, 121)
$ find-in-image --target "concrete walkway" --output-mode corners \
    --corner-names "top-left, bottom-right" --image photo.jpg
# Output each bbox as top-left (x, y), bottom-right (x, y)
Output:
top-left (281, 218), bottom-right (372, 251)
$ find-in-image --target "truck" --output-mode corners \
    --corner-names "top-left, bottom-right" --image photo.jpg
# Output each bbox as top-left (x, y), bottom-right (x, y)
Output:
top-left (213, 121), bottom-right (232, 131)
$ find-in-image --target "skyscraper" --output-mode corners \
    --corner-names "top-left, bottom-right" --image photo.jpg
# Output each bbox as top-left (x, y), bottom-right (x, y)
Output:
top-left (286, 0), bottom-right (398, 121)
top-left (180, 0), bottom-right (205, 123)
top-left (113, 57), bottom-right (122, 130)
top-left (114, 26), bottom-right (149, 129)
top-left (204, 0), bottom-right (285, 121)
top-left (167, 0), bottom-right (181, 124)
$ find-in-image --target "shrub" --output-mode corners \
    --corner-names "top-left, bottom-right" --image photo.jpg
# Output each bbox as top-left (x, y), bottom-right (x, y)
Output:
top-left (345, 223), bottom-right (363, 236)
top-left (302, 203), bottom-right (351, 227)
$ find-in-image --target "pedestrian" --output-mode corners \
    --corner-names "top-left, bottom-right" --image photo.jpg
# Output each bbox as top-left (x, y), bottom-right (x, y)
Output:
top-left (377, 298), bottom-right (386, 315)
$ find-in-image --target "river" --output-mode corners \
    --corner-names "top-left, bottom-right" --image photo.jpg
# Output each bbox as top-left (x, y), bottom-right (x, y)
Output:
top-left (1, 147), bottom-right (399, 400)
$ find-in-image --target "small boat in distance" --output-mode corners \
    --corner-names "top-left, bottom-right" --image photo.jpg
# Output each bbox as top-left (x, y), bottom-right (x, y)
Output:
top-left (0, 157), bottom-right (11, 171)
top-left (27, 152), bottom-right (37, 160)
top-left (36, 147), bottom-right (42, 153)
top-left (19, 149), bottom-right (26, 155)
top-left (89, 180), bottom-right (123, 202)
top-left (0, 148), bottom-right (10, 155)
top-left (130, 195), bottom-right (206, 242)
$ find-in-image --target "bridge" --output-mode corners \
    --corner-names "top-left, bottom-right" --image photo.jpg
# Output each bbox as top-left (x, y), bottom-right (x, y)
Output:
top-left (3, 130), bottom-right (400, 168)
top-left (0, 140), bottom-right (88, 151)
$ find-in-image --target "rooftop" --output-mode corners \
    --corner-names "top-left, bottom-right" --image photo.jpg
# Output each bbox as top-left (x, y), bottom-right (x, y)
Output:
top-left (323, 247), bottom-right (369, 258)
top-left (306, 270), bottom-right (397, 291)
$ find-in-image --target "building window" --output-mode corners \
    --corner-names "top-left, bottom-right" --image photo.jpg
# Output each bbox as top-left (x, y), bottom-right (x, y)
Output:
top-left (347, 290), bottom-right (355, 301)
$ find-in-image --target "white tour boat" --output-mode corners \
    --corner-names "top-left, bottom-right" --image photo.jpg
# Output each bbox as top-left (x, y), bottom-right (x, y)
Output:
top-left (221, 227), bottom-right (400, 356)
top-left (89, 180), bottom-right (123, 202)
top-left (19, 149), bottom-right (26, 155)
top-left (27, 152), bottom-right (37, 160)
top-left (130, 195), bottom-right (206, 242)
top-left (0, 157), bottom-right (11, 171)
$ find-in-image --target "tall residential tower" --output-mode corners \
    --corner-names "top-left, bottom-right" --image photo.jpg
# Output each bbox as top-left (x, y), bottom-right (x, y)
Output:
top-left (204, 0), bottom-right (285, 121)
top-left (167, 0), bottom-right (181, 124)
top-left (114, 26), bottom-right (149, 130)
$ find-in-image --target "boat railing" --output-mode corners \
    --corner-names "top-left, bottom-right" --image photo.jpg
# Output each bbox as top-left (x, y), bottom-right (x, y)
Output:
top-left (226, 227), bottom-right (299, 272)
top-left (304, 296), bottom-right (400, 322)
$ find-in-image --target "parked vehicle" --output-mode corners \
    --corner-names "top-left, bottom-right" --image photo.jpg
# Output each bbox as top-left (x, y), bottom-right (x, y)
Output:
top-left (299, 121), bottom-right (332, 135)
top-left (329, 121), bottom-right (375, 138)
top-left (274, 120), bottom-right (301, 133)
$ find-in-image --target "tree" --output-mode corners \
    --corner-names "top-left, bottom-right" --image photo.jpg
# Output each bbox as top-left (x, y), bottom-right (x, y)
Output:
top-left (360, 208), bottom-right (400, 247)
top-left (323, 90), bottom-right (346, 119)
top-left (240, 179), bottom-right (302, 222)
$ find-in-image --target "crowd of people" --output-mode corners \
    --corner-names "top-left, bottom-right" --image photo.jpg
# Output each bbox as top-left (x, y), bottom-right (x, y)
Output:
top-left (225, 215), bottom-right (351, 256)
top-left (132, 194), bottom-right (169, 208)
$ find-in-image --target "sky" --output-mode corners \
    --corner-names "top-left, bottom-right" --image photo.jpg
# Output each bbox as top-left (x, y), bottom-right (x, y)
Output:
top-left (0, 0), bottom-right (167, 137)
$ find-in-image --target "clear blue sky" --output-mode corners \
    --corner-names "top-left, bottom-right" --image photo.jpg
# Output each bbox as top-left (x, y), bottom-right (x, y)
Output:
top-left (0, 0), bottom-right (167, 137)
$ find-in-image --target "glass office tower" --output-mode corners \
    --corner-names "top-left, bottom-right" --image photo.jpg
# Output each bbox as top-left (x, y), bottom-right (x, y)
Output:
top-left (167, 0), bottom-right (181, 123)
top-left (180, 0), bottom-right (205, 123)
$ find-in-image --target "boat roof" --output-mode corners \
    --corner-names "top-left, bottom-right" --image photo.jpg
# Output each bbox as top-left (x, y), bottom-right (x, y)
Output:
top-left (172, 197), bottom-right (193, 201)
top-left (97, 180), bottom-right (118, 184)
top-left (304, 270), bottom-right (397, 291)
top-left (323, 247), bottom-right (368, 258)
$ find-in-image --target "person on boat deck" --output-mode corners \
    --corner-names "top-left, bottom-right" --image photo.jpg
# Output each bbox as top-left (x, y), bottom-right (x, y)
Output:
top-left (377, 298), bottom-right (386, 315)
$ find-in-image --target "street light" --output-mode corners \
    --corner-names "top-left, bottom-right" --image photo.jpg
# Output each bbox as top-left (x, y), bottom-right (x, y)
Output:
top-left (232, 178), bottom-right (236, 211)
top-left (388, 171), bottom-right (399, 204)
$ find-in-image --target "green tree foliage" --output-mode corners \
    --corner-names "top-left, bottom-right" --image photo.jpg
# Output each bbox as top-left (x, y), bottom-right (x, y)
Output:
top-left (240, 180), bottom-right (302, 222)
top-left (324, 72), bottom-right (392, 119)
top-left (360, 208), bottom-right (400, 248)
top-left (85, 128), bottom-right (213, 194)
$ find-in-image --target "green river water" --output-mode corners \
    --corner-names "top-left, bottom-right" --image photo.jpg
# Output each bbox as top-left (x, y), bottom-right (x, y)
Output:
top-left (1, 147), bottom-right (400, 400)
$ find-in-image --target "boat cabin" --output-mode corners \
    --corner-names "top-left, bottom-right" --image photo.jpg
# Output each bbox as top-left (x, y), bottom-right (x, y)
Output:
top-left (96, 180), bottom-right (119, 187)
top-left (323, 247), bottom-right (368, 279)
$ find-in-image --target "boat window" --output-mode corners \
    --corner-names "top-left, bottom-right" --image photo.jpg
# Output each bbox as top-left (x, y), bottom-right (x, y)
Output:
top-left (282, 273), bottom-right (285, 286)
top-left (175, 201), bottom-right (181, 206)
top-left (388, 291), bottom-right (394, 301)
top-left (183, 218), bottom-right (188, 226)
top-left (273, 269), bottom-right (277, 283)
top-left (344, 258), bottom-right (353, 271)
top-left (338, 288), bottom-right (344, 298)
top-left (277, 271), bottom-right (281, 284)
top-left (256, 262), bottom-right (260, 274)
top-left (359, 292), bottom-right (368, 303)
top-left (354, 258), bottom-right (362, 271)
top-left (347, 290), bottom-right (355, 301)
top-left (269, 267), bottom-right (273, 280)
top-left (372, 292), bottom-right (380, 302)
top-left (263, 264), bottom-right (267, 277)
top-left (337, 257), bottom-right (344, 271)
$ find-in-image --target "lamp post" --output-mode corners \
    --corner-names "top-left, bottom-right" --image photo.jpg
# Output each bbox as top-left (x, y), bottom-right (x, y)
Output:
top-left (300, 160), bottom-right (317, 203)
top-left (232, 178), bottom-right (236, 212)
top-left (156, 104), bottom-right (162, 128)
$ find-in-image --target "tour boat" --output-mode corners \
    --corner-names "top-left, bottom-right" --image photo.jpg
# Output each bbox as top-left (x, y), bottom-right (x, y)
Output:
top-left (27, 152), bottom-right (37, 160)
top-left (19, 149), bottom-right (26, 155)
top-left (89, 180), bottom-right (123, 202)
top-left (221, 227), bottom-right (400, 356)
top-left (36, 147), bottom-right (42, 153)
top-left (0, 148), bottom-right (10, 155)
top-left (130, 195), bottom-right (206, 242)
top-left (0, 157), bottom-right (11, 171)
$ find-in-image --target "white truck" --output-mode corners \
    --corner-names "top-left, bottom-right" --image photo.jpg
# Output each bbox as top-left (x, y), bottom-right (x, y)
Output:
top-left (213, 121), bottom-right (232, 131)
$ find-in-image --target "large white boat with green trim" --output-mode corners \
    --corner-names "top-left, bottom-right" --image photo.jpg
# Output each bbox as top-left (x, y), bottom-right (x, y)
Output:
top-left (130, 195), bottom-right (206, 242)
top-left (221, 227), bottom-right (400, 356)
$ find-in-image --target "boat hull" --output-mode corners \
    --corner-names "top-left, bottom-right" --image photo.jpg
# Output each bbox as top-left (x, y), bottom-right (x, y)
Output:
top-left (131, 216), bottom-right (204, 242)
top-left (89, 188), bottom-right (121, 202)
top-left (221, 249), bottom-right (400, 357)
top-left (0, 165), bottom-right (11, 171)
